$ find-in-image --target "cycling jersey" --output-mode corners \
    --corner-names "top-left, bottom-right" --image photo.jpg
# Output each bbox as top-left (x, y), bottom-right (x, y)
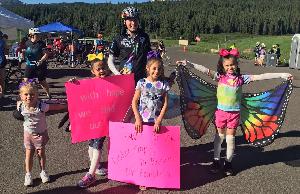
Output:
top-left (110, 29), bottom-right (151, 82)
top-left (25, 40), bottom-right (46, 66)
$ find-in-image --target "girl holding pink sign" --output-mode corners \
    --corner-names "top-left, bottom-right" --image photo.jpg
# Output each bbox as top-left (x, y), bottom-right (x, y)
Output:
top-left (69, 56), bottom-right (110, 188)
top-left (132, 51), bottom-right (170, 190)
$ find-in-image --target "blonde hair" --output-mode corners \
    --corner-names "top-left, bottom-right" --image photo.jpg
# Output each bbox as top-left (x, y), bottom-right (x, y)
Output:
top-left (146, 58), bottom-right (165, 79)
top-left (19, 82), bottom-right (38, 95)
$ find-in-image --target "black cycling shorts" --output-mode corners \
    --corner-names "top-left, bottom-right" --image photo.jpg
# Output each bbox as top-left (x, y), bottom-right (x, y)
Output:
top-left (24, 63), bottom-right (47, 81)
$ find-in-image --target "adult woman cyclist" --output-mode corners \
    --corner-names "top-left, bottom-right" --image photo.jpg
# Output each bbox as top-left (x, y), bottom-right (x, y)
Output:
top-left (24, 28), bottom-right (51, 98)
top-left (108, 6), bottom-right (152, 83)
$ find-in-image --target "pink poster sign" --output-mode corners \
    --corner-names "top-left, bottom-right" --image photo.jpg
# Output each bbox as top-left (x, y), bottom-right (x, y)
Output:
top-left (108, 122), bottom-right (180, 189)
top-left (65, 74), bottom-right (135, 143)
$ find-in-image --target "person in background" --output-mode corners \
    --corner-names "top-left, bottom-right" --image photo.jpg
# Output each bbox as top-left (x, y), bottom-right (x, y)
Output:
top-left (0, 31), bottom-right (7, 98)
top-left (24, 28), bottom-right (51, 98)
top-left (94, 33), bottom-right (108, 55)
top-left (253, 42), bottom-right (261, 66)
top-left (257, 43), bottom-right (266, 66)
top-left (269, 44), bottom-right (281, 64)
top-left (2, 34), bottom-right (9, 55)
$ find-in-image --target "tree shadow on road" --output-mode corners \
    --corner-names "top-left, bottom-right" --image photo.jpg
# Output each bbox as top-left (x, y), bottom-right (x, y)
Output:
top-left (29, 184), bottom-right (140, 194)
top-left (180, 131), bottom-right (300, 190)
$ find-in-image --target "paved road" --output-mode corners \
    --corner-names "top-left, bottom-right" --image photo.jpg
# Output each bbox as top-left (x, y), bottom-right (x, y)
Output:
top-left (0, 47), bottom-right (299, 194)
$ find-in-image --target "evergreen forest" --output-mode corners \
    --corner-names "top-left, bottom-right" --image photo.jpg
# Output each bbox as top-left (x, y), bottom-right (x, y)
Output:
top-left (3, 0), bottom-right (300, 40)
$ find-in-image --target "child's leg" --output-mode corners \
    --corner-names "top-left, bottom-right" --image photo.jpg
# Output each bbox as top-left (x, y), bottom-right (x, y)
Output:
top-left (225, 128), bottom-right (236, 162)
top-left (88, 137), bottom-right (105, 176)
top-left (88, 146), bottom-right (93, 162)
top-left (36, 148), bottom-right (46, 170)
top-left (36, 147), bottom-right (50, 183)
top-left (89, 148), bottom-right (101, 175)
top-left (214, 128), bottom-right (226, 160)
top-left (25, 148), bottom-right (35, 173)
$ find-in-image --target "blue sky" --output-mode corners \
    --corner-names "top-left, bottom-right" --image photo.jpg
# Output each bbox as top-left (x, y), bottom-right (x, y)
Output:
top-left (22, 0), bottom-right (149, 4)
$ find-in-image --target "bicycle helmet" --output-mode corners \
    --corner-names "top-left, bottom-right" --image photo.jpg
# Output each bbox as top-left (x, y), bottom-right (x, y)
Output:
top-left (121, 6), bottom-right (140, 20)
top-left (28, 28), bottom-right (41, 35)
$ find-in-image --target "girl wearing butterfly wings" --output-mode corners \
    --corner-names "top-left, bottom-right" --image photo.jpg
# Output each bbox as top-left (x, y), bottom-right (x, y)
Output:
top-left (176, 48), bottom-right (293, 176)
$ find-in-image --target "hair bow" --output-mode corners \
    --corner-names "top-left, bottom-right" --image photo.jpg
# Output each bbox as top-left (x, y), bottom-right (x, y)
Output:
top-left (219, 48), bottom-right (240, 58)
top-left (87, 53), bottom-right (104, 62)
top-left (19, 79), bottom-right (37, 89)
top-left (147, 50), bottom-right (161, 60)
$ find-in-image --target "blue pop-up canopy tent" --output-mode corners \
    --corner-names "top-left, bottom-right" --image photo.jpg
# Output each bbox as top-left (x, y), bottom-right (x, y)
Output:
top-left (37, 22), bottom-right (83, 67)
top-left (37, 22), bottom-right (83, 35)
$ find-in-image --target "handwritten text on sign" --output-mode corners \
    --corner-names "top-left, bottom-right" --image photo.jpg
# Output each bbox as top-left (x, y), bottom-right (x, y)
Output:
top-left (108, 122), bottom-right (180, 189)
top-left (65, 74), bottom-right (135, 143)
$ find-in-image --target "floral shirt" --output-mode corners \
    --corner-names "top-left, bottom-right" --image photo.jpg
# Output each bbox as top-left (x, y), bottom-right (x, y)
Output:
top-left (136, 78), bottom-right (170, 122)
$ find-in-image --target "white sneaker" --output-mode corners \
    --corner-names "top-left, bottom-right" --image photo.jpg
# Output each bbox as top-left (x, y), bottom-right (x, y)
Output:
top-left (95, 168), bottom-right (107, 176)
top-left (40, 170), bottom-right (50, 183)
top-left (24, 173), bottom-right (33, 186)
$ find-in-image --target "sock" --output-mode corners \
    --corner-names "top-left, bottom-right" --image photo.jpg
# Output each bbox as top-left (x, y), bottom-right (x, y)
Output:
top-left (88, 148), bottom-right (101, 175)
top-left (88, 146), bottom-right (93, 162)
top-left (226, 135), bottom-right (235, 162)
top-left (213, 133), bottom-right (225, 160)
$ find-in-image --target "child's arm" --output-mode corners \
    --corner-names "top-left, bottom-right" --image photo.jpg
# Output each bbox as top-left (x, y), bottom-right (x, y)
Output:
top-left (13, 101), bottom-right (24, 121)
top-left (48, 103), bottom-right (68, 112)
top-left (154, 92), bottom-right (168, 133)
top-left (176, 60), bottom-right (216, 79)
top-left (251, 73), bottom-right (293, 81)
top-left (107, 54), bottom-right (121, 75)
top-left (132, 89), bottom-right (143, 133)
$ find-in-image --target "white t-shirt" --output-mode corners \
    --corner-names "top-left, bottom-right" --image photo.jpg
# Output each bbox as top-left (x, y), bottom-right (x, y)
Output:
top-left (20, 101), bottom-right (49, 134)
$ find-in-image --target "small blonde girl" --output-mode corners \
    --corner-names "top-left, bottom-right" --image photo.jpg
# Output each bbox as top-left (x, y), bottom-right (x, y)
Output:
top-left (132, 53), bottom-right (170, 190)
top-left (18, 82), bottom-right (66, 186)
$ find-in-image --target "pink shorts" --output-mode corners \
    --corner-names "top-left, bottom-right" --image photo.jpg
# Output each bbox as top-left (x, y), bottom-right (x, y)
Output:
top-left (24, 131), bottom-right (49, 149)
top-left (215, 109), bottom-right (240, 129)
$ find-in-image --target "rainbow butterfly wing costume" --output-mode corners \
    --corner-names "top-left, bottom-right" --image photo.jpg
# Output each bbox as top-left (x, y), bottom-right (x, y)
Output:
top-left (176, 65), bottom-right (293, 147)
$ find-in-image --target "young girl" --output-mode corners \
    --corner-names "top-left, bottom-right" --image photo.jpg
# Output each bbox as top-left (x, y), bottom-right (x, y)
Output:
top-left (132, 55), bottom-right (170, 190)
top-left (69, 58), bottom-right (109, 188)
top-left (177, 48), bottom-right (293, 176)
top-left (18, 82), bottom-right (67, 186)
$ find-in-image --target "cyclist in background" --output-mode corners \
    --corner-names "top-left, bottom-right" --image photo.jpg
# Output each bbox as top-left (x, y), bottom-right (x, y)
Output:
top-left (94, 33), bottom-right (108, 55)
top-left (0, 31), bottom-right (7, 98)
top-left (24, 28), bottom-right (51, 98)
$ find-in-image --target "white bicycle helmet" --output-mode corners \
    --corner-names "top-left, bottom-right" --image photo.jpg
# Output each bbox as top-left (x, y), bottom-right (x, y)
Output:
top-left (121, 6), bottom-right (140, 20)
top-left (28, 28), bottom-right (41, 35)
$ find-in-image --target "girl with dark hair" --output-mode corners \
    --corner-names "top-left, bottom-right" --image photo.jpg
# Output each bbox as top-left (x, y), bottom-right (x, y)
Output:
top-left (177, 48), bottom-right (292, 176)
